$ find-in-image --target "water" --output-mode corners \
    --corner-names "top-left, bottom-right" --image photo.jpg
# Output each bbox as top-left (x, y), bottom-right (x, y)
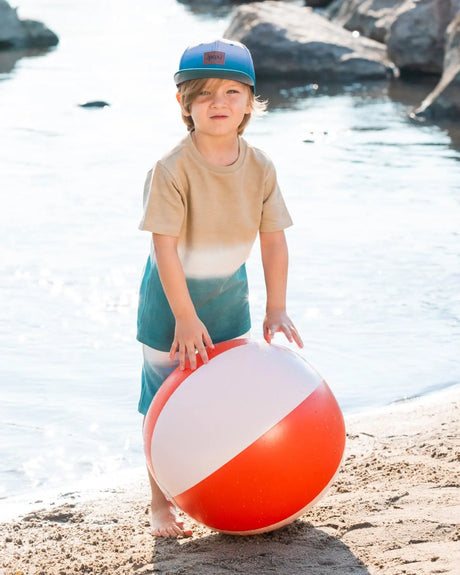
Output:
top-left (1, 0), bottom-right (459, 506)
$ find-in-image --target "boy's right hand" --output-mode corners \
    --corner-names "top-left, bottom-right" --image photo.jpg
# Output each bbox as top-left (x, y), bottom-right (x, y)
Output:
top-left (170, 315), bottom-right (214, 370)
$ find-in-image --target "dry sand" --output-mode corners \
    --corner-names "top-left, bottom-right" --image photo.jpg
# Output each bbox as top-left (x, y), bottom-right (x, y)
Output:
top-left (1, 387), bottom-right (459, 575)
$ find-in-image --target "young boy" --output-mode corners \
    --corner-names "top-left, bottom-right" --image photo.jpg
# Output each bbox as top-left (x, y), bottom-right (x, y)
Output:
top-left (137, 39), bottom-right (303, 537)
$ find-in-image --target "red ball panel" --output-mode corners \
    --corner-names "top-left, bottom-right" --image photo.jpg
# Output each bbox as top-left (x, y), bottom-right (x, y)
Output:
top-left (173, 380), bottom-right (345, 533)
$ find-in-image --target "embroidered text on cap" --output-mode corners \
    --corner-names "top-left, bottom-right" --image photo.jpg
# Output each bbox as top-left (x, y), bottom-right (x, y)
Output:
top-left (203, 51), bottom-right (226, 66)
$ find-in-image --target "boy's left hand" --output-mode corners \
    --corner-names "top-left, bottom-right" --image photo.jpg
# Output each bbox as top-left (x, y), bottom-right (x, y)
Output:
top-left (263, 310), bottom-right (303, 348)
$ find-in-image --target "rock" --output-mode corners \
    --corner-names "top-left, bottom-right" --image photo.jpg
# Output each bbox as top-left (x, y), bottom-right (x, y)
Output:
top-left (177, 0), bottom-right (228, 8)
top-left (224, 1), bottom-right (397, 82)
top-left (386, 0), bottom-right (460, 75)
top-left (0, 0), bottom-right (58, 50)
top-left (327, 0), bottom-right (405, 43)
top-left (176, 0), bottom-right (288, 16)
top-left (305, 0), bottom-right (335, 7)
top-left (20, 19), bottom-right (59, 49)
top-left (0, 49), bottom-right (23, 73)
top-left (413, 14), bottom-right (460, 119)
top-left (0, 0), bottom-right (23, 48)
top-left (78, 101), bottom-right (111, 109)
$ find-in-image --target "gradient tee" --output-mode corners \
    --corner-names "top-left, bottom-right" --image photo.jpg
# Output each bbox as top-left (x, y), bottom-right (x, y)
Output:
top-left (137, 134), bottom-right (292, 351)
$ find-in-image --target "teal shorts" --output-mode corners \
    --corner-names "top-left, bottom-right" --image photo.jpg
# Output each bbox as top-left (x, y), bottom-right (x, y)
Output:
top-left (138, 345), bottom-right (178, 416)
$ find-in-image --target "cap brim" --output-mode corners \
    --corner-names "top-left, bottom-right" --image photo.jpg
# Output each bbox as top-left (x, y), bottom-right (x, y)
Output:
top-left (174, 68), bottom-right (255, 88)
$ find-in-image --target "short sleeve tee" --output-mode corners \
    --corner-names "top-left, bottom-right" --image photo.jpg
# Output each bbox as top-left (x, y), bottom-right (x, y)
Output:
top-left (137, 134), bottom-right (292, 351)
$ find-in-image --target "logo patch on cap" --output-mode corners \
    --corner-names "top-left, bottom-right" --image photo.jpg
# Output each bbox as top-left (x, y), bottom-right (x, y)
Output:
top-left (203, 51), bottom-right (226, 66)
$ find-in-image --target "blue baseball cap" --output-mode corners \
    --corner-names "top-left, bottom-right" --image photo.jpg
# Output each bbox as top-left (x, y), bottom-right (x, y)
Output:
top-left (174, 39), bottom-right (256, 90)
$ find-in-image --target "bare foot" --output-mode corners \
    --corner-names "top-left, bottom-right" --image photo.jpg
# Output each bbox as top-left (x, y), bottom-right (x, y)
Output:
top-left (148, 503), bottom-right (193, 537)
top-left (144, 450), bottom-right (192, 537)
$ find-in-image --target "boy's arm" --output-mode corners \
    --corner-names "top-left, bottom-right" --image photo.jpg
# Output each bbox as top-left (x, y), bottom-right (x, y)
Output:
top-left (153, 233), bottom-right (214, 369)
top-left (259, 230), bottom-right (303, 348)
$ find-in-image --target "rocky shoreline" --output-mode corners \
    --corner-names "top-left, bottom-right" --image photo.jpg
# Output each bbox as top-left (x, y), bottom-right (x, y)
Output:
top-left (1, 0), bottom-right (458, 118)
top-left (224, 0), bottom-right (459, 119)
top-left (225, 2), bottom-right (398, 82)
top-left (0, 0), bottom-right (58, 50)
top-left (182, 0), bottom-right (460, 120)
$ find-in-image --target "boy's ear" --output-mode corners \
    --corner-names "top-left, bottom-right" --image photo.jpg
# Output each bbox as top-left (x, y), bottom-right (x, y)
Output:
top-left (245, 87), bottom-right (252, 115)
top-left (176, 92), bottom-right (190, 116)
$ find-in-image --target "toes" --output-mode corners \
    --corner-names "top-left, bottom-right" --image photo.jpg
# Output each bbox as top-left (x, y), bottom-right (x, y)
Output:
top-left (176, 529), bottom-right (192, 537)
top-left (173, 520), bottom-right (192, 537)
top-left (148, 504), bottom-right (192, 538)
top-left (151, 527), bottom-right (175, 537)
top-left (151, 524), bottom-right (192, 538)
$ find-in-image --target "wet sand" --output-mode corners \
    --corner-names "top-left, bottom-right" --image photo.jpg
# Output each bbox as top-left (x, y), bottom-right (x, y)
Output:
top-left (1, 387), bottom-right (459, 575)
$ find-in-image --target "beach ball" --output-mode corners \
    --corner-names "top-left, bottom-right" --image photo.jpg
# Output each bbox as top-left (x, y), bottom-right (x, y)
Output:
top-left (144, 339), bottom-right (345, 535)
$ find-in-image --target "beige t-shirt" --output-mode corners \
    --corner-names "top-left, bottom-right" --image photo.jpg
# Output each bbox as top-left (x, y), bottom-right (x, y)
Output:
top-left (139, 133), bottom-right (292, 279)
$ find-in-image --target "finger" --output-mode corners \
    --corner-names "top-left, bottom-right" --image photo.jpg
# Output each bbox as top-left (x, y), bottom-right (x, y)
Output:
top-left (188, 345), bottom-right (198, 370)
top-left (196, 344), bottom-right (209, 365)
top-left (203, 330), bottom-right (214, 350)
top-left (282, 325), bottom-right (294, 343)
top-left (264, 325), bottom-right (272, 343)
top-left (291, 327), bottom-right (304, 348)
top-left (286, 323), bottom-right (303, 348)
top-left (179, 344), bottom-right (187, 370)
top-left (169, 339), bottom-right (179, 362)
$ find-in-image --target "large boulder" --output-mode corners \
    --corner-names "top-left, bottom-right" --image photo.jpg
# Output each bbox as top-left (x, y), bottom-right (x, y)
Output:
top-left (224, 1), bottom-right (397, 82)
top-left (327, 0), bottom-right (405, 43)
top-left (386, 0), bottom-right (460, 75)
top-left (0, 0), bottom-right (58, 49)
top-left (176, 0), bottom-right (288, 13)
top-left (413, 14), bottom-right (460, 118)
top-left (305, 0), bottom-right (335, 6)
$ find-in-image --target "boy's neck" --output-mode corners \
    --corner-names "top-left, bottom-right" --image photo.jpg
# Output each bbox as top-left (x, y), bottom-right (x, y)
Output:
top-left (191, 131), bottom-right (240, 166)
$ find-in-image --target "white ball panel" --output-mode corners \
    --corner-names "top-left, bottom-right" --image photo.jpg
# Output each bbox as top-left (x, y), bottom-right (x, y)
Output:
top-left (151, 341), bottom-right (322, 496)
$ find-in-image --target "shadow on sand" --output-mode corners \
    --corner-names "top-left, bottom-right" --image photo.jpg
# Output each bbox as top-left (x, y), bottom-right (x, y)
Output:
top-left (150, 520), bottom-right (370, 574)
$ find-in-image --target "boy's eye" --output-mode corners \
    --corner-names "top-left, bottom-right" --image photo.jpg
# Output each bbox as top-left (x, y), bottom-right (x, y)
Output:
top-left (227, 89), bottom-right (239, 94)
top-left (199, 90), bottom-right (211, 96)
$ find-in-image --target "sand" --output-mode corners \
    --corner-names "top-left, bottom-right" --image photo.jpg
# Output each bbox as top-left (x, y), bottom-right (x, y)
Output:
top-left (1, 387), bottom-right (459, 575)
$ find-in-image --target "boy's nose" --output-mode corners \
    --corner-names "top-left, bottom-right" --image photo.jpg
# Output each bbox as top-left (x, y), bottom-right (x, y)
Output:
top-left (210, 91), bottom-right (226, 107)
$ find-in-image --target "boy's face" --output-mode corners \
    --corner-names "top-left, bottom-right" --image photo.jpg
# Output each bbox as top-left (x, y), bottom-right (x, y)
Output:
top-left (180, 78), bottom-right (251, 139)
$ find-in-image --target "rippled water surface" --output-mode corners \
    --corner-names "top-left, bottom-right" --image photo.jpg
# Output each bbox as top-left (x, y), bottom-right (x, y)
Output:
top-left (1, 0), bottom-right (459, 503)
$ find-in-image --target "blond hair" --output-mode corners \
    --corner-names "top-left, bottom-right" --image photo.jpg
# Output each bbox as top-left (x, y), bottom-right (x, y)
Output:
top-left (177, 78), bottom-right (267, 135)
